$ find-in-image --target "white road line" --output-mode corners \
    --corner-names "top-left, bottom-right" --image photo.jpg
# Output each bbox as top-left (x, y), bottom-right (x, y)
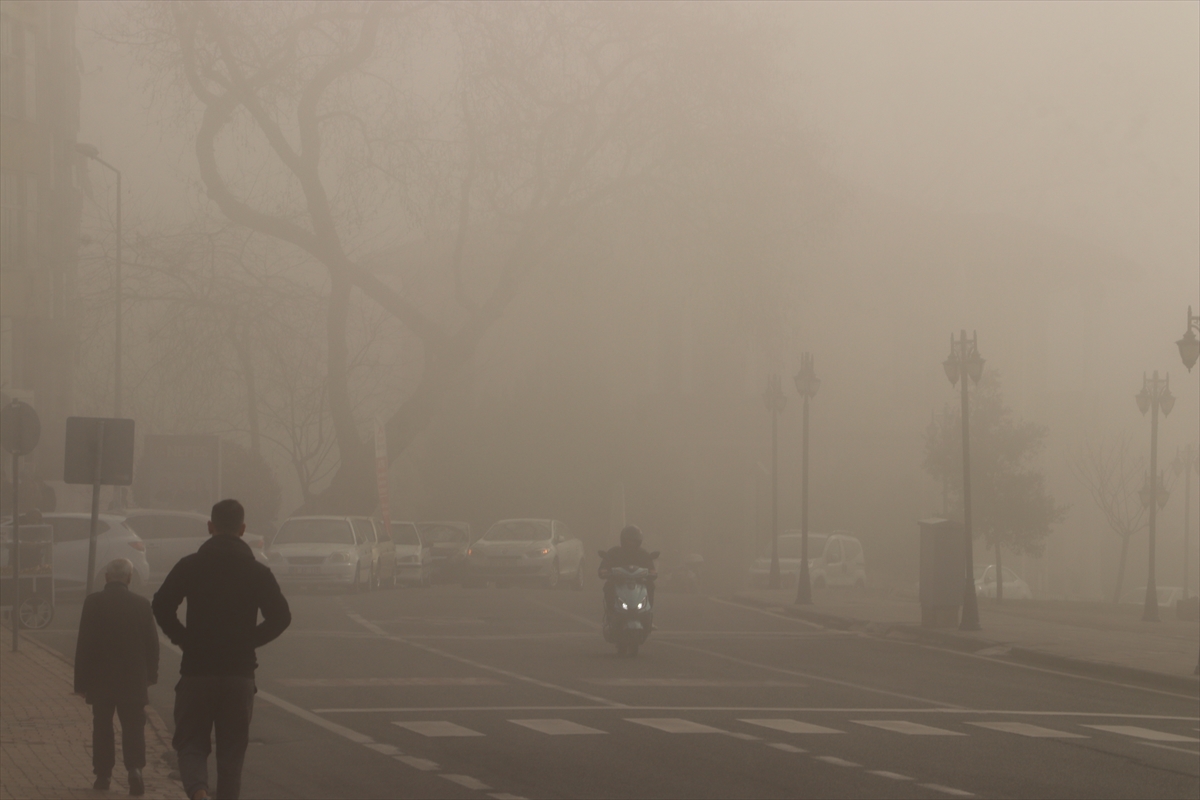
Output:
top-left (510, 719), bottom-right (607, 735)
top-left (854, 720), bottom-right (966, 736)
top-left (813, 755), bottom-right (861, 767)
top-left (488, 794), bottom-right (528, 800)
top-left (710, 597), bottom-right (825, 629)
top-left (626, 718), bottom-right (726, 733)
top-left (280, 677), bottom-right (504, 687)
top-left (393, 720), bottom-right (485, 737)
top-left (365, 743), bottom-right (402, 755)
top-left (347, 612), bottom-right (627, 708)
top-left (442, 774), bottom-right (491, 790)
top-left (725, 732), bottom-right (761, 741)
top-left (1138, 742), bottom-right (1200, 756)
top-left (584, 678), bottom-right (804, 687)
top-left (966, 721), bottom-right (1086, 738)
top-left (1083, 725), bottom-right (1200, 743)
top-left (657, 640), bottom-right (964, 709)
top-left (740, 719), bottom-right (843, 735)
top-left (395, 756), bottom-right (440, 771)
top-left (768, 742), bottom-right (806, 753)
top-left (919, 784), bottom-right (974, 797)
top-left (868, 771), bottom-right (912, 781)
top-left (310, 705), bottom-right (1200, 719)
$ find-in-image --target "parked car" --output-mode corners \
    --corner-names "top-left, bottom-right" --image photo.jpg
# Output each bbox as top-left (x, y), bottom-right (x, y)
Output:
top-left (415, 522), bottom-right (471, 583)
top-left (31, 514), bottom-right (151, 590)
top-left (123, 509), bottom-right (269, 582)
top-left (748, 531), bottom-right (866, 589)
top-left (463, 519), bottom-right (585, 589)
top-left (1120, 585), bottom-right (1187, 607)
top-left (391, 521), bottom-right (432, 586)
top-left (350, 517), bottom-right (394, 589)
top-left (268, 516), bottom-right (373, 591)
top-left (973, 564), bottom-right (1033, 600)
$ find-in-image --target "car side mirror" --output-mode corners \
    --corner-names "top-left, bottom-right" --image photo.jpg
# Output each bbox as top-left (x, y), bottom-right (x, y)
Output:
top-left (650, 551), bottom-right (660, 559)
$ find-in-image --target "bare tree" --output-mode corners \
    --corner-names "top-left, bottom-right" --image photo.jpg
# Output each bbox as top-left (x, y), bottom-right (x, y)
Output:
top-left (1071, 436), bottom-right (1148, 603)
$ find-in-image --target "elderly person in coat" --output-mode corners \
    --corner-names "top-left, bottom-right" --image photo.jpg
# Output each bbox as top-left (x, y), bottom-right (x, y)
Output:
top-left (74, 558), bottom-right (159, 796)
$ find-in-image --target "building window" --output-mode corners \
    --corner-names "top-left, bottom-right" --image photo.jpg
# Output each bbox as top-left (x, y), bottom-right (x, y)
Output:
top-left (1, 170), bottom-right (37, 269)
top-left (0, 14), bottom-right (35, 121)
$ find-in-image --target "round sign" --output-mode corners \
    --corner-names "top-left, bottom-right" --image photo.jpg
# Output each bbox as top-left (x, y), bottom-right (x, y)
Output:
top-left (1, 400), bottom-right (41, 455)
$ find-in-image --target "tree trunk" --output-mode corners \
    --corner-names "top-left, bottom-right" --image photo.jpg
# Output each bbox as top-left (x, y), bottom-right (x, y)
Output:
top-left (1112, 535), bottom-right (1130, 604)
top-left (995, 540), bottom-right (1003, 604)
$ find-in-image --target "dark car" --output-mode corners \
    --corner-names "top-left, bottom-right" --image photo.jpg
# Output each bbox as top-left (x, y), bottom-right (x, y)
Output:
top-left (415, 522), bottom-right (472, 583)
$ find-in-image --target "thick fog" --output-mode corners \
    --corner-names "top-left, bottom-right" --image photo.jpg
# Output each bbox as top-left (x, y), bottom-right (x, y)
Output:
top-left (58, 0), bottom-right (1199, 599)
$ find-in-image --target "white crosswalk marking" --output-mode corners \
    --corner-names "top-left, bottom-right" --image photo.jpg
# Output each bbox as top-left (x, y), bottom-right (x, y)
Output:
top-left (510, 719), bottom-right (606, 735)
top-left (919, 784), bottom-right (974, 797)
top-left (869, 771), bottom-right (912, 781)
top-left (768, 743), bottom-right (806, 753)
top-left (967, 722), bottom-right (1086, 739)
top-left (393, 721), bottom-right (484, 737)
top-left (854, 720), bottom-right (966, 736)
top-left (740, 719), bottom-right (843, 735)
top-left (814, 755), bottom-right (861, 767)
top-left (1083, 725), bottom-right (1200, 743)
top-left (626, 717), bottom-right (725, 733)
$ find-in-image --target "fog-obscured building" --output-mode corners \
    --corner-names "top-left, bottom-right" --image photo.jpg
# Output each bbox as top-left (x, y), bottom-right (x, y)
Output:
top-left (1, 0), bottom-right (81, 504)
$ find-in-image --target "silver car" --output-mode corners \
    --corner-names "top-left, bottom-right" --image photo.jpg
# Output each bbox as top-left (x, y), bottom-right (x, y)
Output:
top-left (268, 516), bottom-right (373, 591)
top-left (123, 509), bottom-right (269, 582)
top-left (463, 519), bottom-right (585, 589)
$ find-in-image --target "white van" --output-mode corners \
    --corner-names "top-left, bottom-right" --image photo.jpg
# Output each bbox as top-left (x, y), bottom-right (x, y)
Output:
top-left (748, 531), bottom-right (867, 589)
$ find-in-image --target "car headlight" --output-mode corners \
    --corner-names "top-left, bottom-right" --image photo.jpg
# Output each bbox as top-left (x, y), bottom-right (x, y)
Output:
top-left (327, 552), bottom-right (349, 564)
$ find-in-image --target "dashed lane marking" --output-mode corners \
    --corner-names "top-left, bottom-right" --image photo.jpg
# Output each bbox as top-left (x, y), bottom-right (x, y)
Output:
top-left (710, 597), bottom-right (825, 629)
top-left (626, 717), bottom-right (726, 733)
top-left (584, 678), bottom-right (804, 687)
top-left (1138, 742), bottom-right (1200, 757)
top-left (365, 743), bottom-right (402, 755)
top-left (740, 719), bottom-right (843, 735)
top-left (312, 705), bottom-right (1200, 719)
top-left (395, 756), bottom-right (439, 771)
top-left (442, 774), bottom-right (491, 791)
top-left (869, 771), bottom-right (912, 781)
top-left (854, 720), bottom-right (966, 736)
top-left (280, 677), bottom-right (504, 687)
top-left (966, 721), bottom-right (1086, 738)
top-left (510, 719), bottom-right (607, 735)
top-left (767, 742), bottom-right (806, 753)
top-left (393, 720), bottom-right (485, 737)
top-left (1082, 725), bottom-right (1200, 743)
top-left (919, 784), bottom-right (974, 797)
top-left (814, 755), bottom-right (861, 767)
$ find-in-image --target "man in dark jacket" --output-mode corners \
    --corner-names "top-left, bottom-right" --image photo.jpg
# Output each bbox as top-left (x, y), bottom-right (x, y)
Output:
top-left (599, 525), bottom-right (657, 610)
top-left (74, 557), bottom-right (159, 796)
top-left (152, 499), bottom-right (290, 800)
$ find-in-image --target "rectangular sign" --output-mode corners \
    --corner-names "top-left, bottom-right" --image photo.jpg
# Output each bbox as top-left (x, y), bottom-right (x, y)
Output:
top-left (63, 417), bottom-right (135, 485)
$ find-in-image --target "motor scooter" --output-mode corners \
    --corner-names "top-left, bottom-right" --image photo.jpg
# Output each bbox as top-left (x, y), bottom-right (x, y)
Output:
top-left (599, 550), bottom-right (658, 657)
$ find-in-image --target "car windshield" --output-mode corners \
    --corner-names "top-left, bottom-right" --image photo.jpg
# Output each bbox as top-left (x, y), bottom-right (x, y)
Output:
top-left (417, 523), bottom-right (469, 544)
top-left (484, 520), bottom-right (551, 542)
top-left (274, 519), bottom-right (354, 546)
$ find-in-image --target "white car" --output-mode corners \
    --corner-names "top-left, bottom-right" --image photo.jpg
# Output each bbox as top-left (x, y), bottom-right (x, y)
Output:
top-left (748, 531), bottom-right (867, 589)
top-left (1120, 585), bottom-right (1186, 607)
top-left (33, 514), bottom-right (151, 590)
top-left (122, 509), bottom-right (269, 582)
top-left (269, 516), bottom-right (374, 591)
top-left (390, 521), bottom-right (431, 586)
top-left (974, 565), bottom-right (1033, 600)
top-left (463, 519), bottom-right (585, 589)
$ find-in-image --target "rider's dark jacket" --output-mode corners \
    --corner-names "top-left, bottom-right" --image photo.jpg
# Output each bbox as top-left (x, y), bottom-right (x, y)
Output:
top-left (598, 545), bottom-right (656, 577)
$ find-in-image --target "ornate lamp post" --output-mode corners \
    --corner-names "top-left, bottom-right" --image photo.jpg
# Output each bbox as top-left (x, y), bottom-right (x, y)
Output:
top-left (1176, 306), bottom-right (1199, 372)
top-left (1135, 371), bottom-right (1174, 622)
top-left (943, 330), bottom-right (985, 631)
top-left (763, 374), bottom-right (788, 590)
top-left (793, 353), bottom-right (820, 605)
top-left (1172, 444), bottom-right (1197, 602)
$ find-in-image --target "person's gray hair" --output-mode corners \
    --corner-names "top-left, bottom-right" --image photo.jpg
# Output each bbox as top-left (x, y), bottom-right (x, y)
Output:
top-left (104, 558), bottom-right (134, 584)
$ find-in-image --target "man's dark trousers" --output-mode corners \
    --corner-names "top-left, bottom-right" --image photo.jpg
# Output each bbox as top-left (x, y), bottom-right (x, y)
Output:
top-left (153, 534), bottom-right (290, 800)
top-left (92, 699), bottom-right (146, 775)
top-left (74, 581), bottom-right (159, 781)
top-left (173, 676), bottom-right (256, 800)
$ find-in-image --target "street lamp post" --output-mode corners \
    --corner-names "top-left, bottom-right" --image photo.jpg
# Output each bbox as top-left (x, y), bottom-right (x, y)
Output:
top-left (75, 143), bottom-right (121, 420)
top-left (792, 354), bottom-right (820, 605)
top-left (1135, 371), bottom-right (1174, 622)
top-left (943, 330), bottom-right (985, 631)
top-left (763, 374), bottom-right (787, 590)
top-left (1172, 444), bottom-right (1197, 602)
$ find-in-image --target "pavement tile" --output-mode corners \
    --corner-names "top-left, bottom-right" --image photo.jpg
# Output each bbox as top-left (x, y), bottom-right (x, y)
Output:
top-left (0, 625), bottom-right (180, 800)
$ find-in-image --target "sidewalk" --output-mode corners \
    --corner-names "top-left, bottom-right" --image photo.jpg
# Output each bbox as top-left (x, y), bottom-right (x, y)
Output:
top-left (732, 588), bottom-right (1200, 694)
top-left (0, 627), bottom-right (180, 800)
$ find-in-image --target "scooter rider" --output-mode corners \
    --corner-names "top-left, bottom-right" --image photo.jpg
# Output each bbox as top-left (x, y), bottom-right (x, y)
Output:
top-left (599, 525), bottom-right (657, 612)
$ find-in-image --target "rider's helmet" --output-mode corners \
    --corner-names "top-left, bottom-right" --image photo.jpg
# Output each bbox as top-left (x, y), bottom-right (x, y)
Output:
top-left (619, 525), bottom-right (643, 549)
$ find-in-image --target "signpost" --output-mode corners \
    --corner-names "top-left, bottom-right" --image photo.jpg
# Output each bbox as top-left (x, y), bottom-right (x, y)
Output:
top-left (2, 399), bottom-right (41, 651)
top-left (374, 419), bottom-right (393, 542)
top-left (64, 417), bottom-right (134, 595)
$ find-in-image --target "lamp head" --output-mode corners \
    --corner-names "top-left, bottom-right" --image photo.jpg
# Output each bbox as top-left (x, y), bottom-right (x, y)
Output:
top-left (1178, 327), bottom-right (1200, 372)
top-left (75, 142), bottom-right (100, 159)
top-left (1136, 387), bottom-right (1150, 415)
top-left (1159, 387), bottom-right (1175, 416)
top-left (793, 353), bottom-right (820, 398)
top-left (943, 356), bottom-right (960, 387)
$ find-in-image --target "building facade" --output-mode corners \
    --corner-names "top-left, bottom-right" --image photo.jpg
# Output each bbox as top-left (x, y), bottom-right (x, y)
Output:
top-left (1, 0), bottom-right (81, 509)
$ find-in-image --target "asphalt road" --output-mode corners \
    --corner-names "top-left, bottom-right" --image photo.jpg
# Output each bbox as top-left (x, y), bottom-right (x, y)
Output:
top-left (32, 581), bottom-right (1200, 799)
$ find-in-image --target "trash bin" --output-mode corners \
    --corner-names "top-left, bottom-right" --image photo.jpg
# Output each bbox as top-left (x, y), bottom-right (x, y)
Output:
top-left (918, 518), bottom-right (965, 628)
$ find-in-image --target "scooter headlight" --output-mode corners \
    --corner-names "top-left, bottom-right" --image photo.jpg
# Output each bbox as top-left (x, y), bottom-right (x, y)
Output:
top-left (636, 601), bottom-right (645, 610)
top-left (620, 602), bottom-right (629, 610)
